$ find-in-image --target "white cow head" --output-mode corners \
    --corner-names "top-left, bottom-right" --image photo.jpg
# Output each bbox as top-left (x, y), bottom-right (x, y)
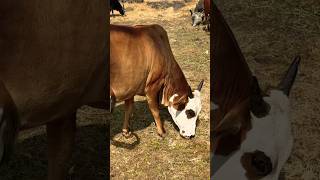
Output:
top-left (212, 56), bottom-right (300, 179)
top-left (168, 80), bottom-right (204, 138)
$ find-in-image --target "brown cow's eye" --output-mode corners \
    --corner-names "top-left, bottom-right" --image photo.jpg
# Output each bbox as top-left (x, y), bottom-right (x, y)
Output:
top-left (186, 109), bottom-right (196, 119)
top-left (177, 104), bottom-right (186, 111)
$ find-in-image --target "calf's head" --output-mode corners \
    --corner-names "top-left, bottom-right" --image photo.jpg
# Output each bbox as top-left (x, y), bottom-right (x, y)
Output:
top-left (168, 80), bottom-right (204, 138)
top-left (190, 10), bottom-right (204, 27)
top-left (0, 83), bottom-right (19, 166)
top-left (212, 56), bottom-right (300, 179)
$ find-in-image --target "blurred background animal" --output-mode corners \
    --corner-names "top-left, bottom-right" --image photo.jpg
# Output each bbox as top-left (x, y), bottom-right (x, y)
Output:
top-left (190, 0), bottom-right (210, 30)
top-left (110, 0), bottom-right (126, 16)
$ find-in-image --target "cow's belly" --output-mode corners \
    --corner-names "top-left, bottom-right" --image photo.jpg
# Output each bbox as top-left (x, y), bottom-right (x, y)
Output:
top-left (110, 76), bottom-right (147, 102)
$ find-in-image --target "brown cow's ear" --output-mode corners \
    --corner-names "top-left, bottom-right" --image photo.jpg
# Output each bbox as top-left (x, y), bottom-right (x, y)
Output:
top-left (213, 111), bottom-right (242, 138)
top-left (213, 100), bottom-right (250, 138)
top-left (250, 76), bottom-right (270, 118)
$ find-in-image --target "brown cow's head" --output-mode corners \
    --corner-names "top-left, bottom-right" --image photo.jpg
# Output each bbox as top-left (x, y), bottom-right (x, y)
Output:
top-left (0, 83), bottom-right (19, 166)
top-left (168, 80), bottom-right (204, 138)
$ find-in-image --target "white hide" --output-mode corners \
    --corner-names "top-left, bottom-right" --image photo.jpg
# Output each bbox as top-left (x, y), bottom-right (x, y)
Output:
top-left (212, 90), bottom-right (293, 180)
top-left (168, 90), bottom-right (202, 137)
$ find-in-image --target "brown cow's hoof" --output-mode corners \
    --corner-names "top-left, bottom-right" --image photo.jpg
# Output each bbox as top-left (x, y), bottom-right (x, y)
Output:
top-left (157, 130), bottom-right (166, 139)
top-left (157, 133), bottom-right (166, 139)
top-left (122, 129), bottom-right (132, 138)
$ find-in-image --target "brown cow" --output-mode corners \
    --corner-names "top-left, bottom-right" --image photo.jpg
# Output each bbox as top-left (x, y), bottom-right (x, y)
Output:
top-left (110, 24), bottom-right (204, 138)
top-left (211, 2), bottom-right (300, 179)
top-left (0, 1), bottom-right (108, 180)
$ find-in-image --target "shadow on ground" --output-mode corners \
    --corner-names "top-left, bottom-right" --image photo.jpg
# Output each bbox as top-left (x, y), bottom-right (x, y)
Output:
top-left (0, 124), bottom-right (108, 180)
top-left (110, 100), bottom-right (176, 149)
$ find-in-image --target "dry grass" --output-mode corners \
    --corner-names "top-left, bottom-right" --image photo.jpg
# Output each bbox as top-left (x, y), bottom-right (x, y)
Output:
top-left (216, 0), bottom-right (320, 179)
top-left (110, 0), bottom-right (210, 179)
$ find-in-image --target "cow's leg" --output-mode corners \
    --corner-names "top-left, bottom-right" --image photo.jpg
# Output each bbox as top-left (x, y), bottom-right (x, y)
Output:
top-left (146, 92), bottom-right (166, 138)
top-left (46, 113), bottom-right (76, 180)
top-left (122, 97), bottom-right (134, 138)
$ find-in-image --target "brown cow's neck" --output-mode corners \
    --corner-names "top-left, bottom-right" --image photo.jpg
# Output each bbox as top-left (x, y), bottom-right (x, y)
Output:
top-left (162, 62), bottom-right (190, 107)
top-left (211, 3), bottom-right (253, 155)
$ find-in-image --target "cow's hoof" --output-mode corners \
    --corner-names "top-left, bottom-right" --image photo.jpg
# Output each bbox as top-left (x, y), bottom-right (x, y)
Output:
top-left (157, 131), bottom-right (166, 139)
top-left (122, 129), bottom-right (132, 138)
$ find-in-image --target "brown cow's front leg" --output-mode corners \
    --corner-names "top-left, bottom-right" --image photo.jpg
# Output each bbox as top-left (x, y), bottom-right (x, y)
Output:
top-left (122, 97), bottom-right (134, 138)
top-left (146, 94), bottom-right (166, 138)
top-left (46, 113), bottom-right (76, 180)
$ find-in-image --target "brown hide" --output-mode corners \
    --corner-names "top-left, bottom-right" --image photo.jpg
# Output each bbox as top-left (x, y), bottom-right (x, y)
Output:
top-left (211, 3), bottom-right (253, 155)
top-left (0, 2), bottom-right (108, 178)
top-left (0, 1), bottom-right (109, 129)
top-left (110, 24), bottom-right (191, 107)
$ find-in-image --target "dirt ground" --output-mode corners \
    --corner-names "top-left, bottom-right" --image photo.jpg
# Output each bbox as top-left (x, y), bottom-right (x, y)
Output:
top-left (110, 0), bottom-right (210, 179)
top-left (216, 0), bottom-right (320, 179)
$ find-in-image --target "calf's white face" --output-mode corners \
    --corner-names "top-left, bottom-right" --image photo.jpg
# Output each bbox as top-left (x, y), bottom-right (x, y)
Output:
top-left (191, 11), bottom-right (204, 27)
top-left (168, 90), bottom-right (202, 138)
top-left (212, 90), bottom-right (293, 180)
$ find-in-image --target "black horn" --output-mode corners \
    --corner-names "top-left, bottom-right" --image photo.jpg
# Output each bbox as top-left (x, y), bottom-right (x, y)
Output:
top-left (278, 56), bottom-right (301, 96)
top-left (250, 76), bottom-right (270, 118)
top-left (197, 79), bottom-right (204, 91)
